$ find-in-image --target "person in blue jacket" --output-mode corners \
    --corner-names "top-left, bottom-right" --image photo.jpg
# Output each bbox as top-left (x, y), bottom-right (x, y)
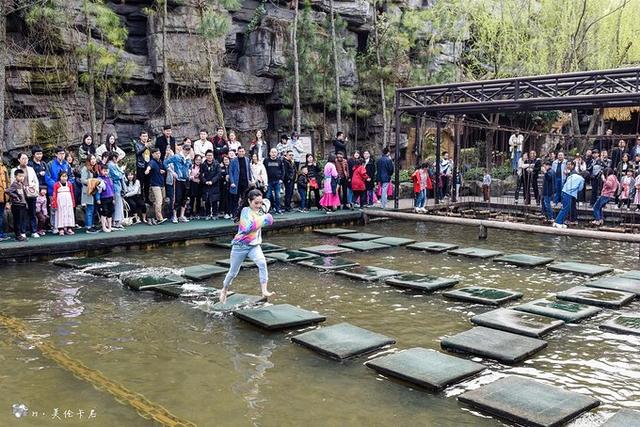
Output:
top-left (229, 146), bottom-right (253, 219)
top-left (375, 147), bottom-right (395, 209)
top-left (163, 142), bottom-right (193, 223)
top-left (46, 146), bottom-right (75, 230)
top-left (553, 161), bottom-right (584, 228)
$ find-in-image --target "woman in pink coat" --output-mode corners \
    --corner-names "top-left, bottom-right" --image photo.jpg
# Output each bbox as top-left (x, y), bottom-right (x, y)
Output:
top-left (320, 154), bottom-right (341, 211)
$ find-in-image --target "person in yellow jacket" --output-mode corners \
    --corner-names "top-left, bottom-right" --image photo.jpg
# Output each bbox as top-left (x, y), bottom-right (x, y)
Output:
top-left (0, 157), bottom-right (10, 241)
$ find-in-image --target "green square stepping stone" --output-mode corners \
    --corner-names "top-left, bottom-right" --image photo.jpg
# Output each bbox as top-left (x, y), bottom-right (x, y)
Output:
top-left (215, 258), bottom-right (276, 269)
top-left (52, 257), bottom-right (108, 269)
top-left (385, 274), bottom-right (459, 292)
top-left (601, 409), bottom-right (640, 427)
top-left (266, 250), bottom-right (318, 262)
top-left (441, 326), bottom-right (547, 364)
top-left (547, 262), bottom-right (613, 276)
top-left (259, 243), bottom-right (287, 253)
top-left (458, 376), bottom-right (600, 427)
top-left (292, 322), bottom-right (395, 360)
top-left (556, 286), bottom-right (635, 308)
top-left (600, 314), bottom-right (640, 336)
top-left (297, 257), bottom-right (359, 271)
top-left (335, 265), bottom-right (402, 282)
top-left (85, 263), bottom-right (141, 278)
top-left (338, 241), bottom-right (391, 251)
top-left (154, 284), bottom-right (226, 299)
top-left (298, 245), bottom-right (354, 256)
top-left (365, 348), bottom-right (485, 391)
top-left (202, 293), bottom-right (267, 313)
top-left (448, 247), bottom-right (504, 259)
top-left (123, 274), bottom-right (186, 291)
top-left (585, 276), bottom-right (640, 295)
top-left (620, 270), bottom-right (640, 280)
top-left (471, 308), bottom-right (565, 338)
top-left (442, 286), bottom-right (523, 306)
top-left (406, 241), bottom-right (459, 253)
top-left (233, 304), bottom-right (326, 330)
top-left (181, 264), bottom-right (227, 280)
top-left (370, 237), bottom-right (416, 246)
top-left (338, 232), bottom-right (384, 241)
top-left (313, 227), bottom-right (357, 236)
top-left (513, 298), bottom-right (602, 323)
top-left (204, 240), bottom-right (232, 249)
top-left (493, 254), bottom-right (555, 267)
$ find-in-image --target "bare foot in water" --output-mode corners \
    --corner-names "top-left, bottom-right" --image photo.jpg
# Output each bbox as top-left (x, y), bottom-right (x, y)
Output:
top-left (219, 287), bottom-right (228, 304)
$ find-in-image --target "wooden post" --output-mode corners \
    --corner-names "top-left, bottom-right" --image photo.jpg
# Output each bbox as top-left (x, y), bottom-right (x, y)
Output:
top-left (435, 115), bottom-right (442, 205)
top-left (393, 94), bottom-right (401, 209)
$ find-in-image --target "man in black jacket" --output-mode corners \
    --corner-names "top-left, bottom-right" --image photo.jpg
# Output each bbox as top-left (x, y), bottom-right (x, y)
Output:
top-left (200, 150), bottom-right (221, 219)
top-left (264, 148), bottom-right (285, 214)
top-left (135, 130), bottom-right (152, 202)
top-left (333, 131), bottom-right (347, 156)
top-left (283, 150), bottom-right (296, 212)
top-left (155, 125), bottom-right (176, 161)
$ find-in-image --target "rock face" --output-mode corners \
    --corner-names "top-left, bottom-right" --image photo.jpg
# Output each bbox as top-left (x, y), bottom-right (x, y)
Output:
top-left (2, 1), bottom-right (454, 156)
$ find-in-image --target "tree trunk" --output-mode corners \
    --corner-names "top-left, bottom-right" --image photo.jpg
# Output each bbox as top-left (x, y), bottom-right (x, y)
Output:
top-left (0, 2), bottom-right (6, 151)
top-left (162, 0), bottom-right (171, 125)
top-left (329, 0), bottom-right (341, 132)
top-left (292, 0), bottom-right (301, 134)
top-left (372, 1), bottom-right (387, 147)
top-left (85, 8), bottom-right (97, 144)
top-left (207, 50), bottom-right (225, 136)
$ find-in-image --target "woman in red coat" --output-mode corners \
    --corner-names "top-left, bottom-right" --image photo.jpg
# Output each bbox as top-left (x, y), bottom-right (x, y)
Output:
top-left (350, 158), bottom-right (369, 208)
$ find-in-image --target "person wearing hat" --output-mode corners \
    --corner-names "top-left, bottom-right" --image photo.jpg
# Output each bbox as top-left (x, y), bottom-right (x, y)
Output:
top-left (163, 141), bottom-right (192, 223)
top-left (155, 125), bottom-right (176, 161)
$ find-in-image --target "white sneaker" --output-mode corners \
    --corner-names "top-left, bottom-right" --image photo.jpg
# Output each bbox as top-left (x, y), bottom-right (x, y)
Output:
top-left (31, 233), bottom-right (41, 238)
top-left (552, 222), bottom-right (560, 228)
top-left (223, 214), bottom-right (231, 219)
top-left (171, 217), bottom-right (178, 224)
top-left (178, 216), bottom-right (189, 223)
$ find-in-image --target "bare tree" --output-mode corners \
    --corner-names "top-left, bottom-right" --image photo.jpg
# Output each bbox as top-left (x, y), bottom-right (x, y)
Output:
top-left (162, 0), bottom-right (171, 125)
top-left (329, 0), bottom-right (341, 132)
top-left (0, 1), bottom-right (5, 151)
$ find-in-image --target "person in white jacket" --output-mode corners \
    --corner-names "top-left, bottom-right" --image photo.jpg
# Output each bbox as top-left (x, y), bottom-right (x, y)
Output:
top-left (96, 134), bottom-right (126, 161)
top-left (250, 153), bottom-right (268, 193)
top-left (10, 152), bottom-right (40, 238)
top-left (289, 132), bottom-right (306, 170)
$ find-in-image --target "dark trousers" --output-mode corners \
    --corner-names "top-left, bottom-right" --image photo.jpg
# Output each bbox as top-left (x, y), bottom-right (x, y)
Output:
top-left (283, 180), bottom-right (294, 211)
top-left (339, 178), bottom-right (349, 207)
top-left (530, 172), bottom-right (540, 203)
top-left (26, 197), bottom-right (37, 234)
top-left (590, 176), bottom-right (601, 205)
top-left (189, 182), bottom-right (202, 216)
top-left (137, 168), bottom-right (151, 203)
top-left (441, 175), bottom-right (450, 197)
top-left (353, 190), bottom-right (365, 206)
top-left (125, 195), bottom-right (145, 216)
top-left (11, 204), bottom-right (27, 237)
top-left (232, 185), bottom-right (247, 218)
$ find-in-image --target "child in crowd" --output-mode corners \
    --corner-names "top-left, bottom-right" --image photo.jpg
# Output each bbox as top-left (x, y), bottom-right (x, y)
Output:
top-left (619, 169), bottom-right (634, 209)
top-left (8, 169), bottom-right (28, 241)
top-left (297, 166), bottom-right (309, 212)
top-left (97, 165), bottom-right (115, 232)
top-left (51, 172), bottom-right (76, 236)
top-left (482, 169), bottom-right (492, 202)
top-left (124, 171), bottom-right (146, 224)
top-left (35, 187), bottom-right (49, 235)
top-left (350, 158), bottom-right (369, 208)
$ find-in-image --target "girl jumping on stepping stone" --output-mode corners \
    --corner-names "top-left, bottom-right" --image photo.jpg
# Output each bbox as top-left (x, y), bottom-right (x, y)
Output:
top-left (219, 189), bottom-right (275, 304)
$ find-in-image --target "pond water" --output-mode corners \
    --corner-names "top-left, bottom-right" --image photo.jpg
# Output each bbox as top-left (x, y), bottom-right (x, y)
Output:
top-left (1, 220), bottom-right (639, 426)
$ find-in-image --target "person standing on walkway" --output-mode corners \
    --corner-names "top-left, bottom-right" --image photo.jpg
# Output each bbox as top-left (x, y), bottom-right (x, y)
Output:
top-left (283, 150), bottom-right (296, 212)
top-left (304, 154), bottom-right (322, 210)
top-left (8, 169), bottom-right (28, 241)
top-left (440, 152), bottom-right (452, 198)
top-left (230, 147), bottom-right (253, 219)
top-left (51, 171), bottom-right (76, 236)
top-left (11, 152), bottom-right (39, 238)
top-left (201, 150), bottom-right (221, 220)
top-left (320, 154), bottom-right (341, 212)
top-left (333, 131), bottom-right (347, 156)
top-left (363, 150), bottom-right (376, 207)
top-left (550, 152), bottom-right (567, 206)
top-left (335, 152), bottom-right (350, 209)
top-left (219, 189), bottom-right (275, 304)
top-left (592, 168), bottom-right (619, 226)
top-left (135, 130), bottom-right (152, 203)
top-left (80, 154), bottom-right (99, 233)
top-left (155, 125), bottom-right (176, 161)
top-left (376, 147), bottom-right (395, 209)
top-left (264, 148), bottom-right (285, 214)
top-left (553, 162), bottom-right (584, 228)
top-left (146, 148), bottom-right (166, 224)
top-left (0, 157), bottom-right (10, 241)
top-left (541, 161), bottom-right (554, 221)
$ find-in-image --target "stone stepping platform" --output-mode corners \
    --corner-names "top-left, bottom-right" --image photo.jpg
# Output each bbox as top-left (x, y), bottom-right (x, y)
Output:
top-left (85, 263), bottom-right (141, 278)
top-left (292, 322), bottom-right (395, 360)
top-left (601, 409), bottom-right (640, 426)
top-left (547, 262), bottom-right (613, 277)
top-left (620, 270), bottom-right (640, 280)
top-left (181, 264), bottom-right (227, 281)
top-left (585, 276), bottom-right (640, 295)
top-left (471, 308), bottom-right (565, 338)
top-left (297, 256), bottom-right (359, 271)
top-left (205, 241), bottom-right (285, 253)
top-left (266, 250), bottom-right (319, 263)
top-left (154, 284), bottom-right (227, 299)
top-left (337, 232), bottom-right (384, 241)
top-left (493, 254), bottom-right (555, 267)
top-left (233, 304), bottom-right (326, 331)
top-left (335, 266), bottom-right (402, 282)
top-left (53, 257), bottom-right (108, 269)
top-left (600, 314), bottom-right (640, 335)
top-left (215, 258), bottom-right (276, 269)
top-left (513, 298), bottom-right (602, 323)
top-left (448, 247), bottom-right (504, 259)
top-left (441, 326), bottom-right (547, 364)
top-left (365, 347), bottom-right (485, 391)
top-left (337, 241), bottom-right (391, 252)
top-left (313, 227), bottom-right (357, 236)
top-left (442, 286), bottom-right (523, 306)
top-left (458, 375), bottom-right (599, 427)
top-left (370, 236), bottom-right (416, 246)
top-left (384, 274), bottom-right (459, 292)
top-left (201, 293), bottom-right (267, 313)
top-left (298, 245), bottom-right (354, 256)
top-left (406, 241), bottom-right (459, 253)
top-left (556, 286), bottom-right (635, 309)
top-left (123, 274), bottom-right (186, 291)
